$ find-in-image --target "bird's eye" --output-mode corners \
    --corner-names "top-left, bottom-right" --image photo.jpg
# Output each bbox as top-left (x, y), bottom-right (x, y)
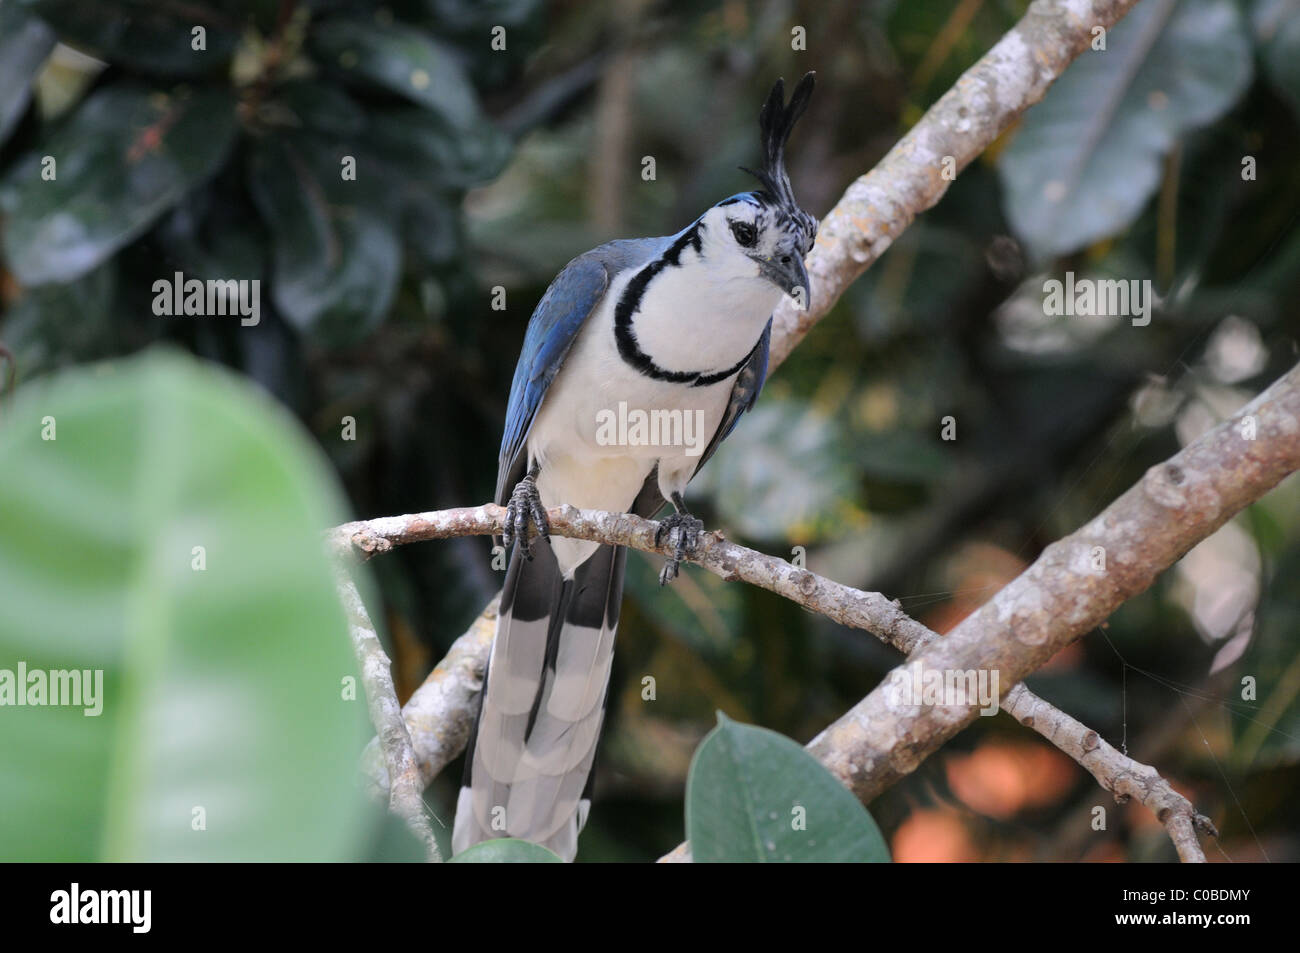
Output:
top-left (730, 220), bottom-right (757, 247)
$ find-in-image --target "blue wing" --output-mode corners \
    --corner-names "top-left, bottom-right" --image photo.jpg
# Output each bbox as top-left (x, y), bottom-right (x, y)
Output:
top-left (498, 238), bottom-right (667, 504)
top-left (496, 254), bottom-right (610, 504)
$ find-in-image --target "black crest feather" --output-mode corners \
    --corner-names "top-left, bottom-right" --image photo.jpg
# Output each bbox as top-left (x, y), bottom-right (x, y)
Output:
top-left (740, 72), bottom-right (815, 212)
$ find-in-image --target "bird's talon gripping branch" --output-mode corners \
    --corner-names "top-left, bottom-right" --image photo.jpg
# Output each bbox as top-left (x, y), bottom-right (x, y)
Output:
top-left (656, 510), bottom-right (704, 585)
top-left (503, 465), bottom-right (548, 558)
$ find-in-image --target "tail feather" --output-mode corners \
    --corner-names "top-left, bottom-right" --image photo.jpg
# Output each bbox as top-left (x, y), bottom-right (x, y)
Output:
top-left (452, 541), bottom-right (625, 861)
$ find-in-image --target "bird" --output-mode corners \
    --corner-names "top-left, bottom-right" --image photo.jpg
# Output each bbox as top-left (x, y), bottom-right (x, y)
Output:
top-left (451, 73), bottom-right (819, 861)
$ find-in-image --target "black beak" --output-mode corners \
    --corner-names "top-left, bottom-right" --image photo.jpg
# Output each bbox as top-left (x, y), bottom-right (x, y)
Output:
top-left (756, 244), bottom-right (810, 308)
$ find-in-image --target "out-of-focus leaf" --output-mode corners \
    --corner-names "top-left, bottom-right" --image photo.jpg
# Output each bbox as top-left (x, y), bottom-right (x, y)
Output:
top-left (402, 0), bottom-right (544, 86)
top-left (272, 79), bottom-right (368, 137)
top-left (624, 550), bottom-right (744, 660)
top-left (1, 263), bottom-right (119, 374)
top-left (246, 133), bottom-right (400, 343)
top-left (998, 0), bottom-right (1252, 259)
top-left (309, 15), bottom-right (484, 131)
top-left (851, 225), bottom-right (983, 341)
top-left (853, 430), bottom-right (953, 484)
top-left (415, 0), bottom-right (541, 30)
top-left (1231, 544), bottom-right (1300, 767)
top-left (155, 186), bottom-right (267, 284)
top-left (367, 107), bottom-right (511, 190)
top-left (696, 399), bottom-right (862, 541)
top-left (686, 713), bottom-right (891, 862)
top-left (1254, 0), bottom-right (1300, 120)
top-left (448, 838), bottom-right (563, 862)
top-left (401, 191), bottom-right (462, 266)
top-left (21, 0), bottom-right (241, 75)
top-left (0, 351), bottom-right (372, 860)
top-left (0, 5), bottom-right (55, 146)
top-left (0, 85), bottom-right (237, 285)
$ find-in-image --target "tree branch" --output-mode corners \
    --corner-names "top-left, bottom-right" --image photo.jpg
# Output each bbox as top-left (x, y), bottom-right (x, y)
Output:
top-left (789, 363), bottom-right (1300, 833)
top-left (334, 567), bottom-right (441, 861)
top-left (768, 0), bottom-right (1144, 367)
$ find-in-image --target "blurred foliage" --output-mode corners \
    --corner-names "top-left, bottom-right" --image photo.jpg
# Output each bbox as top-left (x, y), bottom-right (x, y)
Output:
top-left (2, 0), bottom-right (1300, 862)
top-left (999, 0), bottom-right (1253, 260)
top-left (0, 352), bottom-right (376, 860)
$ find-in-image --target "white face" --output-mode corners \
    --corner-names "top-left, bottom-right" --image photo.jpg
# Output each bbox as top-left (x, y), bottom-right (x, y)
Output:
top-left (695, 195), bottom-right (816, 300)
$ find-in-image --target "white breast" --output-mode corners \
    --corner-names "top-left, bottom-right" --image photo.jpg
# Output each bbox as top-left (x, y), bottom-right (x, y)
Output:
top-left (526, 254), bottom-right (780, 575)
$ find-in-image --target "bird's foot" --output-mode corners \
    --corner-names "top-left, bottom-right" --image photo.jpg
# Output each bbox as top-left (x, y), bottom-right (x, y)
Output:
top-left (656, 512), bottom-right (704, 585)
top-left (503, 474), bottom-right (549, 559)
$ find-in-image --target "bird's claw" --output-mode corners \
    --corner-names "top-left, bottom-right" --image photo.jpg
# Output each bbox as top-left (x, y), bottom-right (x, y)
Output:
top-left (503, 475), bottom-right (549, 559)
top-left (656, 513), bottom-right (704, 585)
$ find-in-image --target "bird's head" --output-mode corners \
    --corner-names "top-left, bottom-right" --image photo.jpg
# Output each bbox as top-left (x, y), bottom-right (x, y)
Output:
top-left (696, 73), bottom-right (818, 306)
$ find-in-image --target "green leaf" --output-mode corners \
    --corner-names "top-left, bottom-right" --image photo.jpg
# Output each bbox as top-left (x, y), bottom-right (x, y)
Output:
top-left (0, 84), bottom-right (238, 285)
top-left (686, 713), bottom-right (891, 862)
top-left (449, 838), bottom-right (564, 863)
top-left (998, 0), bottom-right (1252, 259)
top-left (20, 0), bottom-right (240, 75)
top-left (309, 15), bottom-right (485, 132)
top-left (246, 133), bottom-right (400, 343)
top-left (0, 351), bottom-right (373, 860)
top-left (0, 5), bottom-right (55, 146)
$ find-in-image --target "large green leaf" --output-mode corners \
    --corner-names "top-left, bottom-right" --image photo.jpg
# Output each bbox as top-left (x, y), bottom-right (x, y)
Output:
top-left (449, 838), bottom-right (564, 863)
top-left (0, 351), bottom-right (373, 860)
top-left (0, 4), bottom-right (55, 146)
top-left (998, 0), bottom-right (1252, 259)
top-left (0, 84), bottom-right (237, 285)
top-left (246, 133), bottom-right (400, 343)
top-left (20, 0), bottom-right (240, 75)
top-left (686, 713), bottom-right (891, 862)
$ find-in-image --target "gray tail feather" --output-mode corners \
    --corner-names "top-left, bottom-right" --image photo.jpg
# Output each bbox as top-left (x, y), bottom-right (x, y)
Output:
top-left (452, 541), bottom-right (625, 861)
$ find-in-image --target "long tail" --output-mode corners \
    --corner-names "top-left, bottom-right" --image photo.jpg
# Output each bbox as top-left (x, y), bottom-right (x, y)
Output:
top-left (452, 540), bottom-right (626, 860)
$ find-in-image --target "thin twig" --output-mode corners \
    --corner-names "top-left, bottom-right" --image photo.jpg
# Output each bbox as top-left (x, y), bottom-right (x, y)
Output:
top-left (334, 567), bottom-right (441, 862)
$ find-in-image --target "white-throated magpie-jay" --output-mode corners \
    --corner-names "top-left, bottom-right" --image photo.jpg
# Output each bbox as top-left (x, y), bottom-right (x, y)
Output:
top-left (452, 74), bottom-right (818, 860)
